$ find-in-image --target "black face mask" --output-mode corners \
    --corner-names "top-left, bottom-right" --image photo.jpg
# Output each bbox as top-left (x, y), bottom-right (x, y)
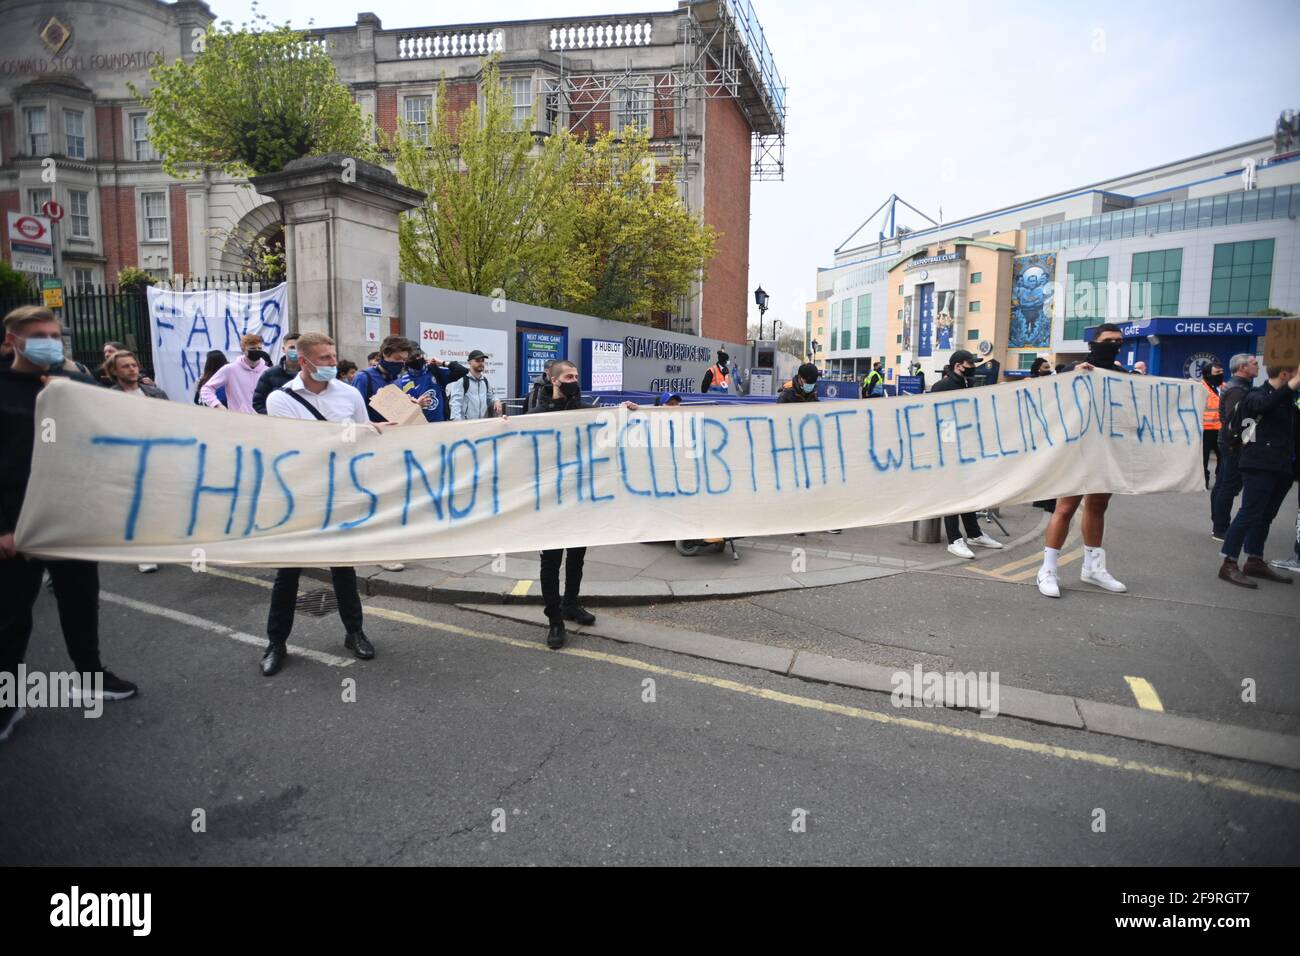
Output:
top-left (406, 357), bottom-right (427, 373)
top-left (961, 366), bottom-right (975, 377)
top-left (1204, 372), bottom-right (1224, 387)
top-left (1089, 340), bottom-right (1122, 366)
top-left (559, 381), bottom-right (581, 400)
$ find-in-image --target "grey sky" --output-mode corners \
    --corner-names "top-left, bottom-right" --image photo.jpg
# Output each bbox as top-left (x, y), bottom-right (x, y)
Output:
top-left (217, 0), bottom-right (1300, 333)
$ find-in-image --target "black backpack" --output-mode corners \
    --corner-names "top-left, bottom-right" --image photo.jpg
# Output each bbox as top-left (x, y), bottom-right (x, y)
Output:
top-left (1221, 385), bottom-right (1255, 456)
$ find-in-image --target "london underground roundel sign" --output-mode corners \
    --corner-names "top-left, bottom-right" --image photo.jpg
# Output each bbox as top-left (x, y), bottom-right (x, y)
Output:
top-left (14, 216), bottom-right (47, 241)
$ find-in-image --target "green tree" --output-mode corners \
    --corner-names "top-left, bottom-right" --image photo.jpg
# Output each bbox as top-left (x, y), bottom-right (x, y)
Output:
top-left (393, 58), bottom-right (582, 300)
top-left (0, 259), bottom-right (34, 301)
top-left (131, 10), bottom-right (376, 178)
top-left (549, 129), bottom-right (716, 324)
top-left (395, 59), bottom-right (716, 326)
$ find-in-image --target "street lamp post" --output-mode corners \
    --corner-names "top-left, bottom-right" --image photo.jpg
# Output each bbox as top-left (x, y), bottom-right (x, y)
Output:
top-left (753, 285), bottom-right (769, 340)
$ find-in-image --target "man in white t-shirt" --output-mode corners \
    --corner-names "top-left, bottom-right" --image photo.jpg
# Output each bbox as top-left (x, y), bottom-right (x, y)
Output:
top-left (261, 331), bottom-right (373, 677)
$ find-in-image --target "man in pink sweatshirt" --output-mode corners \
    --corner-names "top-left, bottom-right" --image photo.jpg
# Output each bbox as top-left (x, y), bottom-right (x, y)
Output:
top-left (200, 333), bottom-right (270, 413)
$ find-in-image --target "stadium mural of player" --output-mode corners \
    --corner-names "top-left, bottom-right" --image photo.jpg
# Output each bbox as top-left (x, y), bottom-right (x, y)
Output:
top-left (1010, 253), bottom-right (1056, 348)
top-left (935, 290), bottom-right (956, 351)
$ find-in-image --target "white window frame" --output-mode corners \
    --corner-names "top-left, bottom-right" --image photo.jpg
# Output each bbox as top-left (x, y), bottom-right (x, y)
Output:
top-left (129, 112), bottom-right (156, 162)
top-left (615, 77), bottom-right (652, 134)
top-left (508, 76), bottom-right (533, 130)
top-left (141, 191), bottom-right (168, 241)
top-left (69, 189), bottom-right (91, 239)
top-left (24, 105), bottom-right (49, 155)
top-left (27, 187), bottom-right (51, 216)
top-left (401, 93), bottom-right (434, 145)
top-left (72, 267), bottom-right (94, 293)
top-left (64, 108), bottom-right (85, 159)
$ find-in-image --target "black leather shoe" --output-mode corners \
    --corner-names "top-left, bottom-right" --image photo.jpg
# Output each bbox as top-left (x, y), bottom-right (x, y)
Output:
top-left (260, 643), bottom-right (287, 677)
top-left (546, 623), bottom-right (566, 649)
top-left (563, 605), bottom-right (595, 626)
top-left (344, 631), bottom-right (375, 660)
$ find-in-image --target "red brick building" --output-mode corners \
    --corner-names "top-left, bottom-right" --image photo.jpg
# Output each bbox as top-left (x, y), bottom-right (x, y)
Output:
top-left (1, 0), bottom-right (785, 343)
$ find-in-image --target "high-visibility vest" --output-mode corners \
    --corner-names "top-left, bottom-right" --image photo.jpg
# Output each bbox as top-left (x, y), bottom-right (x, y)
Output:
top-left (707, 364), bottom-right (730, 393)
top-left (1202, 380), bottom-right (1221, 431)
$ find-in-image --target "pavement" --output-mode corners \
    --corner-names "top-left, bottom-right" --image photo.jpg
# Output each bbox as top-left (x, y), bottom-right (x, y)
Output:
top-left (337, 503), bottom-right (1048, 604)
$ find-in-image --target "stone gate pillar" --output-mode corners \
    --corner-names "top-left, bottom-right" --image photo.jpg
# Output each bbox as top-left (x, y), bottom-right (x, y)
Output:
top-left (251, 153), bottom-right (424, 353)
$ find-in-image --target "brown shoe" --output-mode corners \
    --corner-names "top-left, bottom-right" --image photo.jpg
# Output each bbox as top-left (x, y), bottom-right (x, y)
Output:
top-left (1218, 559), bottom-right (1258, 589)
top-left (1243, 556), bottom-right (1294, 584)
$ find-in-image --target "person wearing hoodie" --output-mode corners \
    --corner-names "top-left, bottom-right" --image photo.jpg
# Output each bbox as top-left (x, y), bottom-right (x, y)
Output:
top-left (1036, 323), bottom-right (1130, 599)
top-left (931, 350), bottom-right (1006, 559)
top-left (199, 333), bottom-right (270, 413)
top-left (526, 360), bottom-right (639, 649)
top-left (251, 332), bottom-right (301, 414)
top-left (526, 359), bottom-right (558, 413)
top-left (777, 363), bottom-right (820, 403)
top-left (1, 306), bottom-right (139, 742)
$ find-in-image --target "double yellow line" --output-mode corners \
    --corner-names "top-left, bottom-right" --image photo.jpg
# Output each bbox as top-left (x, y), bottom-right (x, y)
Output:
top-left (965, 533), bottom-right (1081, 582)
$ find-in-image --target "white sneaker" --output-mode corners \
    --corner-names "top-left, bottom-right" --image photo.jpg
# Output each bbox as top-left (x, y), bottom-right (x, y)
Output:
top-left (137, 563), bottom-right (158, 573)
top-left (1036, 568), bottom-right (1060, 598)
top-left (1081, 566), bottom-right (1127, 593)
top-left (382, 563), bottom-right (405, 572)
top-left (947, 540), bottom-right (975, 559)
top-left (968, 534), bottom-right (1004, 550)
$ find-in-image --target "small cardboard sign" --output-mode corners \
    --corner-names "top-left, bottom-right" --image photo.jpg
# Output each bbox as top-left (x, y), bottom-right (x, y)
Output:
top-left (1262, 318), bottom-right (1300, 367)
top-left (368, 383), bottom-right (426, 426)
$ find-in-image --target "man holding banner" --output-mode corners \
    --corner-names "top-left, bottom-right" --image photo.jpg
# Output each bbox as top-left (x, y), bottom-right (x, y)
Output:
top-left (1037, 324), bottom-right (1131, 599)
top-left (260, 332), bottom-right (375, 677)
top-left (2, 307), bottom-right (138, 740)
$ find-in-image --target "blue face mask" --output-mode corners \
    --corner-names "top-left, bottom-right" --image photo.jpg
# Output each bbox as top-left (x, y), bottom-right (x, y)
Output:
top-left (308, 363), bottom-right (337, 383)
top-left (381, 359), bottom-right (405, 377)
top-left (19, 336), bottom-right (64, 368)
top-left (801, 382), bottom-right (816, 393)
top-left (286, 348), bottom-right (299, 362)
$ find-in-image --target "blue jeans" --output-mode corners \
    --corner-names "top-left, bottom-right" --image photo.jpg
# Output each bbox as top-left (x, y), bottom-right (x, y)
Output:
top-left (1221, 470), bottom-right (1294, 562)
top-left (1211, 453), bottom-right (1243, 535)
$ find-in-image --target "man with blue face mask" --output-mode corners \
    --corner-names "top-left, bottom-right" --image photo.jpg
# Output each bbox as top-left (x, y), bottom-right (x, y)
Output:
top-left (262, 331), bottom-right (375, 677)
top-left (777, 363), bottom-right (820, 403)
top-left (1, 306), bottom-right (139, 741)
top-left (251, 332), bottom-right (301, 415)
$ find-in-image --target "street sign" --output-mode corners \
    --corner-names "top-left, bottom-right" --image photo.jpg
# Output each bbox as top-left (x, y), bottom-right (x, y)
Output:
top-left (6, 212), bottom-right (54, 274)
top-left (41, 277), bottom-right (64, 309)
top-left (361, 278), bottom-right (382, 315)
top-left (40, 199), bottom-right (65, 223)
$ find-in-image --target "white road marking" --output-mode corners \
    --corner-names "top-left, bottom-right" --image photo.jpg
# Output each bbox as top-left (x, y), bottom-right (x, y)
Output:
top-left (100, 590), bottom-right (354, 668)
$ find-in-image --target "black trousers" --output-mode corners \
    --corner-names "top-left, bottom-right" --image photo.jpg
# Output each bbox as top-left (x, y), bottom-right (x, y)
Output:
top-left (266, 567), bottom-right (364, 645)
top-left (944, 512), bottom-right (981, 544)
top-left (540, 548), bottom-right (586, 624)
top-left (1202, 429), bottom-right (1220, 487)
top-left (1221, 470), bottom-right (1294, 562)
top-left (0, 556), bottom-right (103, 681)
top-left (1211, 452), bottom-right (1243, 535)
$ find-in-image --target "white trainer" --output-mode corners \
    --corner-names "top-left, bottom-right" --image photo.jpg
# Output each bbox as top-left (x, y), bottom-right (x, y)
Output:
top-left (1036, 568), bottom-right (1061, 598)
top-left (137, 563), bottom-right (158, 573)
top-left (947, 540), bottom-right (975, 559)
top-left (968, 534), bottom-right (1004, 550)
top-left (1081, 566), bottom-right (1127, 592)
top-left (382, 563), bottom-right (405, 572)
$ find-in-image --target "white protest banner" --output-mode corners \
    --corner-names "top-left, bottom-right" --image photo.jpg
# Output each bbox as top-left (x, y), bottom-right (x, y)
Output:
top-left (419, 322), bottom-right (508, 402)
top-left (146, 283), bottom-right (288, 403)
top-left (15, 371), bottom-right (1204, 567)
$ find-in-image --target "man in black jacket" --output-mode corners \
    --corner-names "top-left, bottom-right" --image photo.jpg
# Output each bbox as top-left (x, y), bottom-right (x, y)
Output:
top-left (526, 360), bottom-right (638, 649)
top-left (251, 332), bottom-right (300, 414)
top-left (1, 307), bottom-right (138, 741)
top-left (1211, 353), bottom-right (1260, 539)
top-left (525, 359), bottom-right (557, 413)
top-left (777, 363), bottom-right (820, 403)
top-left (1037, 324), bottom-right (1130, 599)
top-left (1218, 364), bottom-right (1300, 588)
top-left (932, 350), bottom-right (1005, 559)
